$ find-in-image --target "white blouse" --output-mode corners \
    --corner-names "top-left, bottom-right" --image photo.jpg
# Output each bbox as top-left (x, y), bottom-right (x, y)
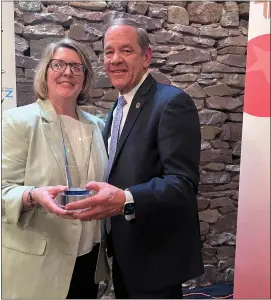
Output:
top-left (60, 115), bottom-right (101, 257)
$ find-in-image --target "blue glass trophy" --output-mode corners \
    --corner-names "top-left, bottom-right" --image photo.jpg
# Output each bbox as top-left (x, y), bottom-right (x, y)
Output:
top-left (57, 116), bottom-right (94, 210)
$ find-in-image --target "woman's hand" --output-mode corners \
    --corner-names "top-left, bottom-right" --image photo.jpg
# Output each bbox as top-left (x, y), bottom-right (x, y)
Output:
top-left (22, 186), bottom-right (73, 217)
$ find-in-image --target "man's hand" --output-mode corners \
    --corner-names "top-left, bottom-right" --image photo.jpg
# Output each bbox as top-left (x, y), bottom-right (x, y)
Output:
top-left (64, 182), bottom-right (126, 221)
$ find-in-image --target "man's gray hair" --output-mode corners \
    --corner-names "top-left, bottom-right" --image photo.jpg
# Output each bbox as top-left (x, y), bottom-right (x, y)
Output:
top-left (103, 18), bottom-right (150, 52)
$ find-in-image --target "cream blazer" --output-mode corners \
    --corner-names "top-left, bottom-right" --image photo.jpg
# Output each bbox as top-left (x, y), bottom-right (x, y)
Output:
top-left (2, 99), bottom-right (110, 299)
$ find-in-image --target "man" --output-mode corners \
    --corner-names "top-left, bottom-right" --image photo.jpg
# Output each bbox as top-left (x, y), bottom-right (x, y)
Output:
top-left (66, 18), bottom-right (204, 299)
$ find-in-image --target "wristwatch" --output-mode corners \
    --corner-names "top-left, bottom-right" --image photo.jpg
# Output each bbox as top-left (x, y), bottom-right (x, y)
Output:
top-left (122, 189), bottom-right (135, 216)
top-left (123, 202), bottom-right (135, 216)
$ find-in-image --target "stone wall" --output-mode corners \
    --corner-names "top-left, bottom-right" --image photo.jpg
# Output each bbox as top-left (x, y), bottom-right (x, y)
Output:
top-left (14, 0), bottom-right (250, 290)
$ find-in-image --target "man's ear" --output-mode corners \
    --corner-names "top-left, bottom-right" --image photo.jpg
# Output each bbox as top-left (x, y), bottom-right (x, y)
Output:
top-left (144, 46), bottom-right (152, 68)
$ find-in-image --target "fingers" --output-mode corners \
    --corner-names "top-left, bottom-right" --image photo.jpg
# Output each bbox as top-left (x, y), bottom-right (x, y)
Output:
top-left (42, 196), bottom-right (73, 216)
top-left (48, 185), bottom-right (68, 194)
top-left (72, 206), bottom-right (119, 221)
top-left (65, 193), bottom-right (102, 210)
top-left (72, 209), bottom-right (95, 221)
top-left (73, 207), bottom-right (100, 220)
top-left (47, 204), bottom-right (69, 216)
top-left (85, 181), bottom-right (104, 191)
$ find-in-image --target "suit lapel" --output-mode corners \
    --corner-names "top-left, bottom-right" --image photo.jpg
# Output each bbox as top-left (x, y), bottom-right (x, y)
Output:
top-left (103, 102), bottom-right (116, 153)
top-left (111, 74), bottom-right (156, 171)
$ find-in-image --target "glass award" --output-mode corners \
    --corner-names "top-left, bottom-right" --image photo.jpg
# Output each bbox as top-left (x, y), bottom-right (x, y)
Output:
top-left (57, 115), bottom-right (94, 210)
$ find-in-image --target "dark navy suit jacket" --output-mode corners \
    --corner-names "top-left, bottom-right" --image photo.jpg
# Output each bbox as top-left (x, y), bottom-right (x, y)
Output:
top-left (103, 74), bottom-right (204, 293)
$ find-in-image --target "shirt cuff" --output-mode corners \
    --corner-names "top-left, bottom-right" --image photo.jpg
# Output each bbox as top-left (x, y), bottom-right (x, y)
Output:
top-left (124, 190), bottom-right (135, 221)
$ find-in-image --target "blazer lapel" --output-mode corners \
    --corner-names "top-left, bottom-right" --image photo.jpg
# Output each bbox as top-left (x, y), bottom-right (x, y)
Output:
top-left (38, 99), bottom-right (67, 182)
top-left (111, 74), bottom-right (156, 170)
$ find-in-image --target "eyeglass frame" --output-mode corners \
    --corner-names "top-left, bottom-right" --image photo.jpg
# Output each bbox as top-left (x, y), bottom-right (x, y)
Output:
top-left (49, 59), bottom-right (86, 76)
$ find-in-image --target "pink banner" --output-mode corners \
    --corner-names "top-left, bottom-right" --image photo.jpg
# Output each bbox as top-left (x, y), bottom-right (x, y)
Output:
top-left (234, 1), bottom-right (270, 298)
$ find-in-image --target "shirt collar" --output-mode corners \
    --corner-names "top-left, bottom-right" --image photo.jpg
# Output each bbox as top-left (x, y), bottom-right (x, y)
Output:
top-left (119, 71), bottom-right (149, 105)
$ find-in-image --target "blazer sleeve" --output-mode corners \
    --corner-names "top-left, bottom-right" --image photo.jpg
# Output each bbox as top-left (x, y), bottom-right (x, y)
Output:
top-left (2, 111), bottom-right (35, 227)
top-left (129, 92), bottom-right (201, 224)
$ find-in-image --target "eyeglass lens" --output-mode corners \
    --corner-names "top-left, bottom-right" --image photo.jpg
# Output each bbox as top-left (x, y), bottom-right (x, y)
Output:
top-left (50, 59), bottom-right (85, 75)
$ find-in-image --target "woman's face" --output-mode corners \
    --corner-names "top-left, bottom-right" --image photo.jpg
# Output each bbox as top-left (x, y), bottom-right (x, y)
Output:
top-left (47, 47), bottom-right (85, 103)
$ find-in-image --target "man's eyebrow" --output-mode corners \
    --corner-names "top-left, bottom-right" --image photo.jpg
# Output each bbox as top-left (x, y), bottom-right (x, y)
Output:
top-left (104, 44), bottom-right (134, 50)
top-left (121, 44), bottom-right (133, 48)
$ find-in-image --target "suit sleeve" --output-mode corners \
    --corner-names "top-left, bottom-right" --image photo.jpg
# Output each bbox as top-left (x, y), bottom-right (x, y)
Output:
top-left (129, 92), bottom-right (201, 224)
top-left (2, 111), bottom-right (35, 227)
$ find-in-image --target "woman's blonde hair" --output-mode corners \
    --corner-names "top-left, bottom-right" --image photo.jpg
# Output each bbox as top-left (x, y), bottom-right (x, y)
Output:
top-left (34, 38), bottom-right (94, 105)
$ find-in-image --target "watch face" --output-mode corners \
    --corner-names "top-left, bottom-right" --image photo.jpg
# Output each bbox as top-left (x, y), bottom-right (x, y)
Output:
top-left (124, 203), bottom-right (135, 215)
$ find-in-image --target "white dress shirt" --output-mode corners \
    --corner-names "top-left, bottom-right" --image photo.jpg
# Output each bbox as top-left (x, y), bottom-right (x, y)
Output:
top-left (108, 72), bottom-right (149, 220)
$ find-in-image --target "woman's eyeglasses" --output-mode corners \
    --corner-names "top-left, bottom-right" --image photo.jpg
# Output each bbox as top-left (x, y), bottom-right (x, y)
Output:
top-left (49, 59), bottom-right (86, 76)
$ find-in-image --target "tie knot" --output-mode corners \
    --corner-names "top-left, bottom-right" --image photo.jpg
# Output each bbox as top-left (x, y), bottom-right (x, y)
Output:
top-left (118, 96), bottom-right (127, 107)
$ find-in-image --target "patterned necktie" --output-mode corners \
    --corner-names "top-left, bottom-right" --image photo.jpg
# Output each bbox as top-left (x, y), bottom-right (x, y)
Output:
top-left (106, 95), bottom-right (127, 181)
top-left (105, 96), bottom-right (127, 234)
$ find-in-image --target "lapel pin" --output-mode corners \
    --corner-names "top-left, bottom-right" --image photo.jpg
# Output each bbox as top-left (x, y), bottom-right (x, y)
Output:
top-left (136, 102), bottom-right (140, 108)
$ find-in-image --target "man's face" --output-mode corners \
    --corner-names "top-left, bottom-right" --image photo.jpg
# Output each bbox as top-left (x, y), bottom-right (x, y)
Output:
top-left (103, 25), bottom-right (152, 94)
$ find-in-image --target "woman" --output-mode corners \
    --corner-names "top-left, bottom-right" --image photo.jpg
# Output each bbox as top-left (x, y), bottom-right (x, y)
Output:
top-left (2, 38), bottom-right (109, 299)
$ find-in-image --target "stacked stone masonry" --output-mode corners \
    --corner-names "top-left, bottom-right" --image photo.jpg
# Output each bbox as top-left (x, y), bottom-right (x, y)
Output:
top-left (14, 0), bottom-right (249, 291)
